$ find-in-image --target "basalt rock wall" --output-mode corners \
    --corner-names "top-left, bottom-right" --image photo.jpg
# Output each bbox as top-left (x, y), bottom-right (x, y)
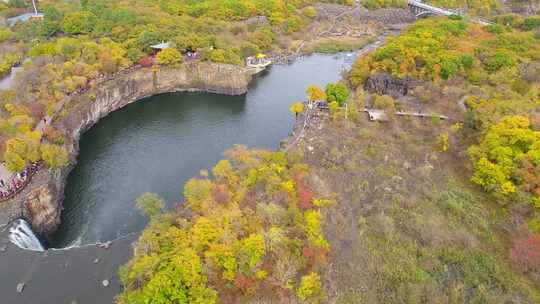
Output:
top-left (0, 62), bottom-right (252, 237)
top-left (364, 72), bottom-right (417, 98)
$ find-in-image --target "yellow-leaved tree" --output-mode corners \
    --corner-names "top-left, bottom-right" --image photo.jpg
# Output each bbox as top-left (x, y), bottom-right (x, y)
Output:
top-left (306, 85), bottom-right (326, 103)
top-left (156, 48), bottom-right (183, 65)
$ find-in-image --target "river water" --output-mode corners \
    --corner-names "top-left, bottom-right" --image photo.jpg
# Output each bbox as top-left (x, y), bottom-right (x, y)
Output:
top-left (49, 52), bottom-right (360, 248)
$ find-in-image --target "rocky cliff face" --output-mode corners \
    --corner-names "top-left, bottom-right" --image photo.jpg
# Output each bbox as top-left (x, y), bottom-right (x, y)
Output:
top-left (364, 72), bottom-right (417, 98)
top-left (0, 62), bottom-right (252, 238)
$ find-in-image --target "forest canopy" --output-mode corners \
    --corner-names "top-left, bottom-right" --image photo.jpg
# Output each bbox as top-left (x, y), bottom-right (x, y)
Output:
top-left (0, 0), bottom-right (350, 172)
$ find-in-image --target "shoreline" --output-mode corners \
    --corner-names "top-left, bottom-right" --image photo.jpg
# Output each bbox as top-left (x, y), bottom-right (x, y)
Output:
top-left (0, 18), bottom-right (406, 247)
top-left (0, 5), bottom-right (418, 239)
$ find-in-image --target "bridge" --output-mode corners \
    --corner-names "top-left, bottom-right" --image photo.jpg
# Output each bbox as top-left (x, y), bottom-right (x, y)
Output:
top-left (407, 0), bottom-right (492, 25)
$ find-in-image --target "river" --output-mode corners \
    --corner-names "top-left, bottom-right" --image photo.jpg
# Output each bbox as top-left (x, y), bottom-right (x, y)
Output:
top-left (0, 42), bottom-right (384, 303)
top-left (49, 52), bottom-right (361, 248)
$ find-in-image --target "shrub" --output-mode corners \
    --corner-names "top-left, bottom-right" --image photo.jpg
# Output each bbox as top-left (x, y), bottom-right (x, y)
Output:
top-left (297, 272), bottom-right (323, 302)
top-left (0, 28), bottom-right (13, 43)
top-left (487, 24), bottom-right (505, 34)
top-left (484, 51), bottom-right (516, 73)
top-left (436, 133), bottom-right (449, 152)
top-left (459, 54), bottom-right (474, 69)
top-left (303, 6), bottom-right (317, 18)
top-left (209, 49), bottom-right (227, 63)
top-left (522, 17), bottom-right (540, 31)
top-left (372, 94), bottom-right (395, 110)
top-left (364, 0), bottom-right (407, 9)
top-left (138, 56), bottom-right (154, 67)
top-left (494, 14), bottom-right (523, 27)
top-left (156, 48), bottom-right (183, 65)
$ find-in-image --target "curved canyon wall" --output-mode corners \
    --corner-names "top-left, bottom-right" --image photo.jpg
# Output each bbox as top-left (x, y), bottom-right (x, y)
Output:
top-left (0, 62), bottom-right (253, 236)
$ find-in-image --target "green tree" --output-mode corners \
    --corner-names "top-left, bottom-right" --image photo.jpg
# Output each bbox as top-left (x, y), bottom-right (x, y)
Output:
top-left (136, 193), bottom-right (165, 218)
top-left (62, 11), bottom-right (97, 35)
top-left (325, 82), bottom-right (349, 106)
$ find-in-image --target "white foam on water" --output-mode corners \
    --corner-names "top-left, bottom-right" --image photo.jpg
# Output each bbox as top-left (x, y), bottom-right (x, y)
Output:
top-left (8, 219), bottom-right (45, 252)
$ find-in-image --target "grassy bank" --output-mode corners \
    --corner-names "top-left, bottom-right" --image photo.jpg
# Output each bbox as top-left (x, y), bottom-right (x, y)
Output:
top-left (304, 36), bottom-right (375, 54)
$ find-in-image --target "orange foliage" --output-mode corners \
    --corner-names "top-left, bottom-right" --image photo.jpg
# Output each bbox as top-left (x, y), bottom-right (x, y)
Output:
top-left (234, 274), bottom-right (256, 294)
top-left (295, 174), bottom-right (314, 210)
top-left (212, 184), bottom-right (230, 204)
top-left (302, 246), bottom-right (328, 267)
top-left (517, 158), bottom-right (540, 197)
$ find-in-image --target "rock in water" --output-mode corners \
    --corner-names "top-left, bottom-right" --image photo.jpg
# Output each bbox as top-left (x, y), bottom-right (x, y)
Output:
top-left (16, 282), bottom-right (25, 293)
top-left (102, 279), bottom-right (109, 287)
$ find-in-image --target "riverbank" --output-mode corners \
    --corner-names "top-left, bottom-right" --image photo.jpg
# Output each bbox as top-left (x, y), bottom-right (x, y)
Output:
top-left (0, 4), bottom-right (416, 238)
top-left (0, 48), bottom-right (372, 304)
top-left (269, 6), bottom-right (414, 64)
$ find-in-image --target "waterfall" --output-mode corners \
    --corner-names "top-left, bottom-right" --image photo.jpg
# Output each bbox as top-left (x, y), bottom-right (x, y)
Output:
top-left (8, 219), bottom-right (45, 252)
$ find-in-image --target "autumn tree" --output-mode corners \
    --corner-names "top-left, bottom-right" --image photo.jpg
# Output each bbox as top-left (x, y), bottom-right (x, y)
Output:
top-left (40, 144), bottom-right (68, 168)
top-left (436, 133), bottom-right (449, 152)
top-left (136, 192), bottom-right (165, 218)
top-left (289, 102), bottom-right (304, 117)
top-left (306, 85), bottom-right (326, 103)
top-left (297, 272), bottom-right (324, 303)
top-left (4, 131), bottom-right (41, 172)
top-left (119, 147), bottom-right (331, 302)
top-left (156, 48), bottom-right (183, 65)
top-left (469, 116), bottom-right (540, 199)
top-left (62, 11), bottom-right (97, 35)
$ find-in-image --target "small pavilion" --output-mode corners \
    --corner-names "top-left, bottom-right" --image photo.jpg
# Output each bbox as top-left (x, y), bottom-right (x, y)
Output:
top-left (150, 42), bottom-right (171, 55)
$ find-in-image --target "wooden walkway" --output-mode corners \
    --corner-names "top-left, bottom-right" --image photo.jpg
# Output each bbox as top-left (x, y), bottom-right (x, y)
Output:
top-left (364, 108), bottom-right (449, 121)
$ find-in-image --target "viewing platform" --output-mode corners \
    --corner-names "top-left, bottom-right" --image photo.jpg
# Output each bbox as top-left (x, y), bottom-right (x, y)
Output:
top-left (246, 54), bottom-right (272, 74)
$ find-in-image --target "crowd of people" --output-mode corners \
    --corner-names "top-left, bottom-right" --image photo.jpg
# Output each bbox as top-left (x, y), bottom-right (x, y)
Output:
top-left (0, 162), bottom-right (41, 200)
